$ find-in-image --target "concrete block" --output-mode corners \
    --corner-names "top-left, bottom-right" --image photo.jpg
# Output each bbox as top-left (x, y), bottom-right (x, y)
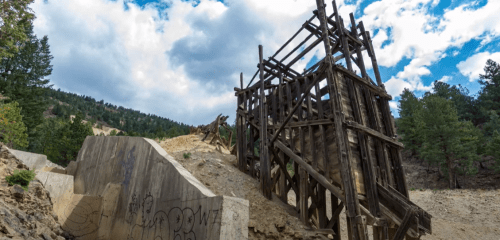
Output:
top-left (65, 161), bottom-right (78, 176)
top-left (59, 194), bottom-right (102, 240)
top-left (73, 136), bottom-right (249, 240)
top-left (8, 149), bottom-right (47, 171)
top-left (35, 171), bottom-right (74, 216)
top-left (8, 149), bottom-right (64, 171)
top-left (220, 196), bottom-right (250, 240)
top-left (97, 183), bottom-right (122, 240)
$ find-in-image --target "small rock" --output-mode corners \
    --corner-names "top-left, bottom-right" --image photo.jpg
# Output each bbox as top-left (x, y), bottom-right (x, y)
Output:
top-left (41, 232), bottom-right (52, 240)
top-left (51, 212), bottom-right (58, 221)
top-left (10, 185), bottom-right (25, 199)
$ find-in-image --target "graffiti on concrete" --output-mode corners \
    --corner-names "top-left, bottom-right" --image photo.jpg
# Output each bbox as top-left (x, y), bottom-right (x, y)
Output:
top-left (119, 146), bottom-right (136, 191)
top-left (126, 192), bottom-right (220, 240)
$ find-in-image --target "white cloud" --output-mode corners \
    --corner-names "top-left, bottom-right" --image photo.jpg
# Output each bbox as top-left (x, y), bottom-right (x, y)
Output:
top-left (457, 51), bottom-right (500, 82)
top-left (437, 75), bottom-right (451, 83)
top-left (384, 77), bottom-right (412, 97)
top-left (360, 0), bottom-right (500, 98)
top-left (31, 0), bottom-right (364, 125)
top-left (388, 100), bottom-right (398, 110)
top-left (30, 0), bottom-right (500, 125)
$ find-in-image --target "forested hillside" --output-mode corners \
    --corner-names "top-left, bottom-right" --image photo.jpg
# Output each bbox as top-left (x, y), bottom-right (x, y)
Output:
top-left (396, 59), bottom-right (500, 189)
top-left (45, 87), bottom-right (192, 139)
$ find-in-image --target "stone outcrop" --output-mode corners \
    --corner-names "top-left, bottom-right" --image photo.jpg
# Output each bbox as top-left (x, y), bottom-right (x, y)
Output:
top-left (0, 143), bottom-right (69, 240)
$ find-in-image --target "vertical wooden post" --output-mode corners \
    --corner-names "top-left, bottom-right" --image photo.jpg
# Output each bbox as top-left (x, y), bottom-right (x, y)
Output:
top-left (237, 76), bottom-right (244, 172)
top-left (241, 73), bottom-right (248, 172)
top-left (277, 69), bottom-right (288, 203)
top-left (358, 20), bottom-right (383, 88)
top-left (259, 45), bottom-right (272, 200)
top-left (331, 193), bottom-right (342, 240)
top-left (249, 90), bottom-right (256, 178)
top-left (345, 76), bottom-right (380, 216)
top-left (349, 13), bottom-right (368, 79)
top-left (326, 1), bottom-right (366, 239)
top-left (380, 98), bottom-right (409, 197)
top-left (299, 166), bottom-right (309, 225)
top-left (317, 184), bottom-right (327, 228)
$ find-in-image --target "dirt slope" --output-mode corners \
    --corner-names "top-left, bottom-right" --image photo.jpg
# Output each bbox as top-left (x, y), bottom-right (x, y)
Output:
top-left (160, 134), bottom-right (500, 240)
top-left (160, 134), bottom-right (326, 240)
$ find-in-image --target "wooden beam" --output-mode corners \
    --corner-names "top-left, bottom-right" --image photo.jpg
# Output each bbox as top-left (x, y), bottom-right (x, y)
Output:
top-left (272, 14), bottom-right (317, 59)
top-left (344, 120), bottom-right (403, 148)
top-left (299, 166), bottom-right (309, 224)
top-left (332, 64), bottom-right (391, 100)
top-left (327, 201), bottom-right (344, 229)
top-left (275, 140), bottom-right (345, 202)
top-left (259, 45), bottom-right (272, 200)
top-left (349, 13), bottom-right (368, 79)
top-left (269, 146), bottom-right (299, 195)
top-left (270, 70), bottom-right (325, 144)
top-left (344, 76), bottom-right (381, 217)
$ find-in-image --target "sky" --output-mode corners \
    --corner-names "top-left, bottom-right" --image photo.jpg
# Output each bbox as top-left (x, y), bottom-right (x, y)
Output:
top-left (30, 0), bottom-right (500, 126)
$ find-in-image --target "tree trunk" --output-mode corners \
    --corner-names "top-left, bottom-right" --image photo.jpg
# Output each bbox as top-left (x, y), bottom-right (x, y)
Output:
top-left (446, 156), bottom-right (456, 189)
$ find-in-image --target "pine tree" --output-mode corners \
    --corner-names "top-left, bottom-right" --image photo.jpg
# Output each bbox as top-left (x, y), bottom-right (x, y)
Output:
top-left (432, 81), bottom-right (480, 125)
top-left (417, 95), bottom-right (480, 189)
top-left (486, 130), bottom-right (500, 172)
top-left (0, 101), bottom-right (28, 148)
top-left (477, 59), bottom-right (500, 124)
top-left (397, 88), bottom-right (424, 156)
top-left (0, 22), bottom-right (53, 150)
top-left (0, 0), bottom-right (35, 60)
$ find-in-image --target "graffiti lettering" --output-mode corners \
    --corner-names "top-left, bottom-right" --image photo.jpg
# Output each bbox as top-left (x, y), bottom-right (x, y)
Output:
top-left (126, 192), bottom-right (220, 240)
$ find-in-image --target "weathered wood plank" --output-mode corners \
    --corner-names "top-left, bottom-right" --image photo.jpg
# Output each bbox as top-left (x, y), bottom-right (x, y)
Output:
top-left (248, 90), bottom-right (256, 178)
top-left (299, 166), bottom-right (309, 224)
top-left (275, 140), bottom-right (345, 202)
top-left (344, 120), bottom-right (403, 148)
top-left (237, 93), bottom-right (245, 172)
top-left (318, 184), bottom-right (327, 228)
top-left (259, 45), bottom-right (272, 200)
top-left (344, 75), bottom-right (381, 217)
top-left (270, 72), bottom-right (325, 144)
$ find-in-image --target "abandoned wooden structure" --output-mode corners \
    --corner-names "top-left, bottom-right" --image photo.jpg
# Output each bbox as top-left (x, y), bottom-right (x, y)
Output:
top-left (191, 114), bottom-right (233, 150)
top-left (234, 1), bottom-right (432, 239)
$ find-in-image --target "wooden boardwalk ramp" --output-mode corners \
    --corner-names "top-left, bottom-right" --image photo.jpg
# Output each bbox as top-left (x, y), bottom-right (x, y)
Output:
top-left (234, 0), bottom-right (432, 239)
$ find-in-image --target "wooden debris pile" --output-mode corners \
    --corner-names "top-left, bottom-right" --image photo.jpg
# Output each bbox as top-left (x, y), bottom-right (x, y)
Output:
top-left (190, 114), bottom-right (234, 153)
top-left (234, 0), bottom-right (432, 239)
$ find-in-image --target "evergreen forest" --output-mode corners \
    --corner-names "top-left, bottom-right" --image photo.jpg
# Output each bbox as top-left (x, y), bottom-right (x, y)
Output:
top-left (396, 59), bottom-right (500, 188)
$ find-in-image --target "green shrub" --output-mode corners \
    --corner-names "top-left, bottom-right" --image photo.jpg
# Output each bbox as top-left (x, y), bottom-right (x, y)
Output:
top-left (183, 152), bottom-right (191, 159)
top-left (5, 169), bottom-right (36, 191)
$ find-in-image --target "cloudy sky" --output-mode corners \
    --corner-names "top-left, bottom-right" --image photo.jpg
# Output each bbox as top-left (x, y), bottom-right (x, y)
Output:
top-left (31, 0), bottom-right (500, 126)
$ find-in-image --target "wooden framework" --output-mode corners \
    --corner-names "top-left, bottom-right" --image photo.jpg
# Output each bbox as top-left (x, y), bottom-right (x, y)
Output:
top-left (234, 1), bottom-right (432, 239)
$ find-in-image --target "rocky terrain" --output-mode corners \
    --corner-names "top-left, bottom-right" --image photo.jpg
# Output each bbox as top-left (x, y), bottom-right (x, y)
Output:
top-left (0, 143), bottom-right (71, 240)
top-left (1, 133), bottom-right (499, 240)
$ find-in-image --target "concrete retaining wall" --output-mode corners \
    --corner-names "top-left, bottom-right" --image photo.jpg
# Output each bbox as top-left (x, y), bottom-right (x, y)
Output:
top-left (72, 136), bottom-right (249, 240)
